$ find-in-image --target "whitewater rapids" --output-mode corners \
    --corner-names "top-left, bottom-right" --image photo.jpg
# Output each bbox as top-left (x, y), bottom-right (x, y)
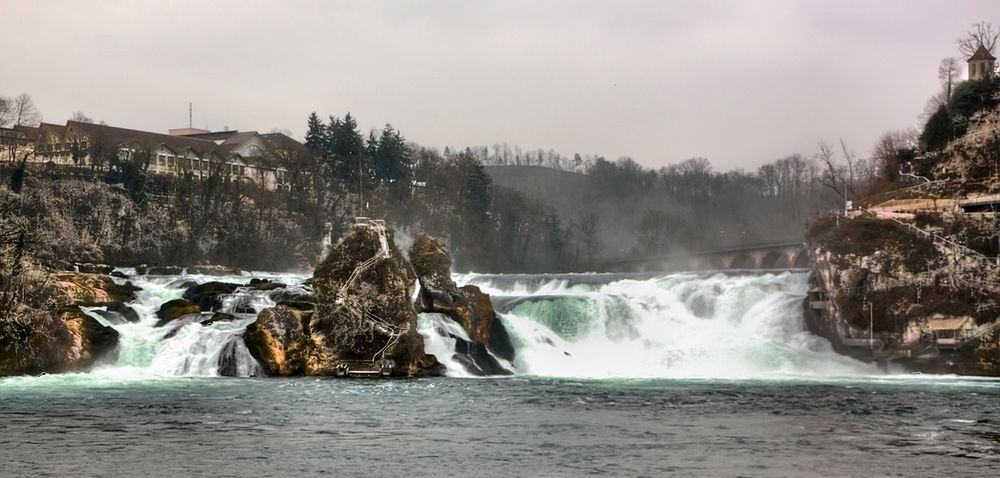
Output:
top-left (14, 269), bottom-right (875, 382)
top-left (455, 271), bottom-right (874, 379)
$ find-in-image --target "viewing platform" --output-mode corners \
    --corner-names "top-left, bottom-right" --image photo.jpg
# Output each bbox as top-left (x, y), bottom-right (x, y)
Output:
top-left (333, 360), bottom-right (395, 378)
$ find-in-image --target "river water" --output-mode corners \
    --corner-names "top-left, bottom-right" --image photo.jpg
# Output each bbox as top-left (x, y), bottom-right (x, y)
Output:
top-left (1, 270), bottom-right (998, 477)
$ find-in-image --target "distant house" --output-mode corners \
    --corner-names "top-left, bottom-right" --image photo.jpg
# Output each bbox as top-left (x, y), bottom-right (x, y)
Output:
top-left (25, 120), bottom-right (310, 191)
top-left (926, 316), bottom-right (976, 348)
top-left (967, 44), bottom-right (996, 81)
top-left (1, 124), bottom-right (37, 163)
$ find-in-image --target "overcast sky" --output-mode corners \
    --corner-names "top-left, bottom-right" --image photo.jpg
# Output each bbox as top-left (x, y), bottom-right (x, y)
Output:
top-left (1, 0), bottom-right (995, 170)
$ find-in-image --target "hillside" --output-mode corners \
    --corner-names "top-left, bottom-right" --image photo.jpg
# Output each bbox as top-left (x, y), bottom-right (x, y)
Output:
top-left (485, 165), bottom-right (589, 221)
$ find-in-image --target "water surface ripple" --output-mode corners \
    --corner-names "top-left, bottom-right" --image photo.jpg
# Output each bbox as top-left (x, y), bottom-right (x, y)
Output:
top-left (2, 376), bottom-right (998, 477)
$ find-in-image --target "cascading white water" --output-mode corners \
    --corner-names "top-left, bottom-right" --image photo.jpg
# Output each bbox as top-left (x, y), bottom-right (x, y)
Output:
top-left (59, 268), bottom-right (871, 381)
top-left (457, 271), bottom-right (874, 379)
top-left (416, 313), bottom-right (477, 378)
top-left (78, 271), bottom-right (305, 379)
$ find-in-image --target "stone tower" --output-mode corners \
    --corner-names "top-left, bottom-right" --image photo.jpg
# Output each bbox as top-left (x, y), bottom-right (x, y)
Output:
top-left (967, 44), bottom-right (996, 81)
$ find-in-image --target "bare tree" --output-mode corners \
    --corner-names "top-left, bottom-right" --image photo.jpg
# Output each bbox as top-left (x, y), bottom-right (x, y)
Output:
top-left (69, 111), bottom-right (94, 123)
top-left (816, 142), bottom-right (849, 203)
top-left (0, 96), bottom-right (13, 128)
top-left (12, 94), bottom-right (41, 127)
top-left (872, 129), bottom-right (918, 180)
top-left (575, 212), bottom-right (601, 264)
top-left (938, 57), bottom-right (961, 99)
top-left (840, 139), bottom-right (858, 191)
top-left (958, 22), bottom-right (999, 58)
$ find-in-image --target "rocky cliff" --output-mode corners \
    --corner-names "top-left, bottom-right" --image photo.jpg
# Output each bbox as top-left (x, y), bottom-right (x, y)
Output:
top-left (806, 213), bottom-right (1000, 375)
top-left (0, 272), bottom-right (129, 376)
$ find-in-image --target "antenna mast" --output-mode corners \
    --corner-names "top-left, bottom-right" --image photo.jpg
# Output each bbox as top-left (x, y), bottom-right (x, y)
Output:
top-left (188, 103), bottom-right (192, 128)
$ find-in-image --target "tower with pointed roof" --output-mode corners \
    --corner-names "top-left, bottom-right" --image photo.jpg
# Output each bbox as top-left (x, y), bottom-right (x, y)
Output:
top-left (967, 44), bottom-right (996, 81)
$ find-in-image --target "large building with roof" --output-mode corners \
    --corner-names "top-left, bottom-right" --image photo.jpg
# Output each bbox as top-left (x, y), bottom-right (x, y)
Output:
top-left (23, 120), bottom-right (310, 191)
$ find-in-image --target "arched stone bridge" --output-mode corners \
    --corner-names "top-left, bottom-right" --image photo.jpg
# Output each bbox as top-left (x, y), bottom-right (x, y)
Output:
top-left (598, 241), bottom-right (809, 273)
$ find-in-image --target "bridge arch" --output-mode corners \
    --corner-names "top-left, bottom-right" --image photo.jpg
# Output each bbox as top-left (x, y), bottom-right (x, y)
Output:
top-left (791, 250), bottom-right (810, 268)
top-left (729, 253), bottom-right (752, 269)
top-left (761, 250), bottom-right (784, 269)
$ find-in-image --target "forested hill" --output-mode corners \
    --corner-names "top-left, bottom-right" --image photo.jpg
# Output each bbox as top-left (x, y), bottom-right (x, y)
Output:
top-left (485, 165), bottom-right (588, 221)
top-left (486, 157), bottom-right (834, 262)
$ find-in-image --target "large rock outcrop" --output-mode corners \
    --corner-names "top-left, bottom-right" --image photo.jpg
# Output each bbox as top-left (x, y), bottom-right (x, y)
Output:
top-left (807, 214), bottom-right (1000, 375)
top-left (245, 221), bottom-right (443, 377)
top-left (410, 234), bottom-right (515, 373)
top-left (0, 306), bottom-right (119, 376)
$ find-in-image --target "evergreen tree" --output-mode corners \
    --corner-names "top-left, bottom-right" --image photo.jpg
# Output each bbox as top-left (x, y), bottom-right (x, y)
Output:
top-left (920, 105), bottom-right (953, 152)
top-left (372, 124), bottom-right (410, 185)
top-left (304, 112), bottom-right (325, 151)
top-left (328, 112), bottom-right (366, 184)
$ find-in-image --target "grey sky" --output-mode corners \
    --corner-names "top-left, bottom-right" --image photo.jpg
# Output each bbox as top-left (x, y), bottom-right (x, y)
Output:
top-left (1, 0), bottom-right (995, 170)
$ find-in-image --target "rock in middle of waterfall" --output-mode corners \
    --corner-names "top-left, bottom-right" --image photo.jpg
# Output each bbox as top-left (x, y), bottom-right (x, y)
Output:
top-left (244, 220), bottom-right (443, 376)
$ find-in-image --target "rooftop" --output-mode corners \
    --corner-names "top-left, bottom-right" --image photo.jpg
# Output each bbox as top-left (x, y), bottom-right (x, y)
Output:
top-left (968, 44), bottom-right (996, 61)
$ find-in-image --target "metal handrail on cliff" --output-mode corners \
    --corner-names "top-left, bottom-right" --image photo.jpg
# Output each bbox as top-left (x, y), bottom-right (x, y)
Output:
top-left (336, 218), bottom-right (403, 365)
top-left (959, 320), bottom-right (1000, 348)
top-left (880, 213), bottom-right (999, 272)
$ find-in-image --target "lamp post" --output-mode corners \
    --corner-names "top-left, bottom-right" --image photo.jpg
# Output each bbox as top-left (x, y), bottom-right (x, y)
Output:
top-left (863, 299), bottom-right (873, 351)
top-left (358, 153), bottom-right (364, 217)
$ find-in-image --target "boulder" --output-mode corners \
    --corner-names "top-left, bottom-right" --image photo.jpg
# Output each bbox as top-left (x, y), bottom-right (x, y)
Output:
top-left (155, 299), bottom-right (201, 327)
top-left (452, 336), bottom-right (513, 376)
top-left (218, 336), bottom-right (264, 377)
top-left (0, 306), bottom-right (119, 376)
top-left (135, 265), bottom-right (184, 276)
top-left (182, 281), bottom-right (241, 311)
top-left (49, 272), bottom-right (139, 307)
top-left (74, 263), bottom-right (115, 274)
top-left (200, 312), bottom-right (239, 327)
top-left (410, 234), bottom-right (515, 362)
top-left (243, 305), bottom-right (310, 376)
top-left (276, 299), bottom-right (316, 311)
top-left (59, 307), bottom-right (120, 371)
top-left (270, 287), bottom-right (316, 311)
top-left (94, 303), bottom-right (140, 325)
top-left (269, 288), bottom-right (315, 304)
top-left (250, 281), bottom-right (286, 291)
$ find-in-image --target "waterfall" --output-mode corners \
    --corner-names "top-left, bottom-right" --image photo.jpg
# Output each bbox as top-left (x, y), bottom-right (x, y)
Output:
top-left (455, 271), bottom-right (874, 379)
top-left (79, 271), bottom-right (303, 379)
top-left (63, 269), bottom-right (871, 381)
